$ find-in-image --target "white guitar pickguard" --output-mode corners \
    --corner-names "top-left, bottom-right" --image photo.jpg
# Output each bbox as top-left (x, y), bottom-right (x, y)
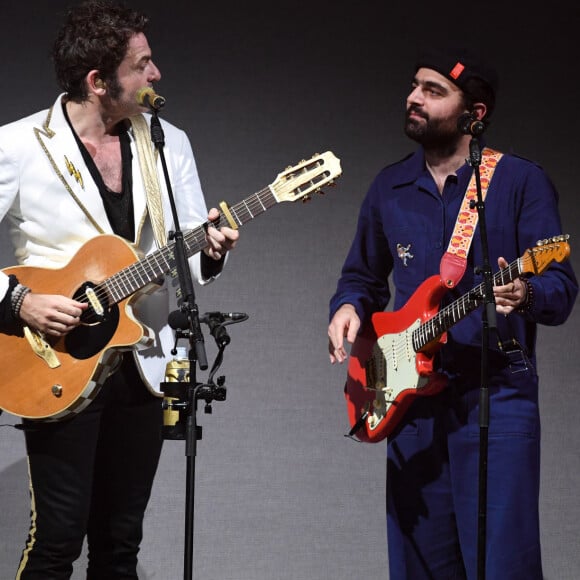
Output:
top-left (365, 319), bottom-right (428, 430)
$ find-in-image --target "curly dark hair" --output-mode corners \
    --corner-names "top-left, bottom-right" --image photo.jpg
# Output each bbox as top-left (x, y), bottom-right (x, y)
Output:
top-left (53, 0), bottom-right (149, 102)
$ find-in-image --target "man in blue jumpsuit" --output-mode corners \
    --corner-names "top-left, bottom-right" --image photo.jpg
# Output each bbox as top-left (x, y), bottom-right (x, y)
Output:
top-left (328, 47), bottom-right (578, 579)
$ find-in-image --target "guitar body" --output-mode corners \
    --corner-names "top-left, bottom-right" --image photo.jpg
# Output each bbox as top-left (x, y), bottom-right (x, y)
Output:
top-left (0, 235), bottom-right (153, 420)
top-left (345, 275), bottom-right (449, 443)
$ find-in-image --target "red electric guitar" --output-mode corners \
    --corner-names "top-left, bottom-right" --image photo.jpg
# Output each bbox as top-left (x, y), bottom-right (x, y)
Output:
top-left (344, 235), bottom-right (571, 443)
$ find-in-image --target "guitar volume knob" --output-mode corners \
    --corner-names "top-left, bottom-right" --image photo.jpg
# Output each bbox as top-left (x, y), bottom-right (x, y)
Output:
top-left (51, 384), bottom-right (63, 398)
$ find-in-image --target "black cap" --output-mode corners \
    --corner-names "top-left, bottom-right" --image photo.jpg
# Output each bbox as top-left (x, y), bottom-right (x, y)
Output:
top-left (415, 47), bottom-right (499, 99)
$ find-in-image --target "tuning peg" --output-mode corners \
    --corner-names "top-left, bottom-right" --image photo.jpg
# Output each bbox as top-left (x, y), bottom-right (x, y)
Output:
top-left (302, 195), bottom-right (311, 203)
top-left (537, 234), bottom-right (569, 246)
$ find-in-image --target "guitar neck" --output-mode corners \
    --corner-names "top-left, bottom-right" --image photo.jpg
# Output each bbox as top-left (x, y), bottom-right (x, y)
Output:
top-left (102, 187), bottom-right (278, 304)
top-left (414, 258), bottom-right (522, 351)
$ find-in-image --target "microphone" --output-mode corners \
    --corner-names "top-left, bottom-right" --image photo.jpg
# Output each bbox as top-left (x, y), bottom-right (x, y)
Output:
top-left (169, 310), bottom-right (247, 329)
top-left (223, 312), bottom-right (248, 321)
top-left (136, 87), bottom-right (166, 110)
top-left (168, 309), bottom-right (189, 330)
top-left (457, 112), bottom-right (485, 136)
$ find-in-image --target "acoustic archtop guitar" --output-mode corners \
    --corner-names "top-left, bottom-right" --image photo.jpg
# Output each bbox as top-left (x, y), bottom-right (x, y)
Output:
top-left (0, 151), bottom-right (342, 420)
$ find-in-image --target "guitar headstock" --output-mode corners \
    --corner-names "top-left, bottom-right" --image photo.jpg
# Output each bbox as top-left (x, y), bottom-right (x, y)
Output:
top-left (269, 151), bottom-right (342, 203)
top-left (520, 234), bottom-right (571, 275)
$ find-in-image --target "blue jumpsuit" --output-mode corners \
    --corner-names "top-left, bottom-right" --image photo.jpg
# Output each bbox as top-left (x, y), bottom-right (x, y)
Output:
top-left (329, 147), bottom-right (578, 579)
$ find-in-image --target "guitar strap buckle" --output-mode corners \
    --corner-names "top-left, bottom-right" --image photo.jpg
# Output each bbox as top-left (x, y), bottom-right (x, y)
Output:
top-left (498, 339), bottom-right (530, 374)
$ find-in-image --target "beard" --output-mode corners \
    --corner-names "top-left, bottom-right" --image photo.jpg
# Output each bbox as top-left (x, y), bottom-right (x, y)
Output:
top-left (103, 74), bottom-right (123, 101)
top-left (404, 108), bottom-right (460, 150)
top-left (101, 75), bottom-right (144, 120)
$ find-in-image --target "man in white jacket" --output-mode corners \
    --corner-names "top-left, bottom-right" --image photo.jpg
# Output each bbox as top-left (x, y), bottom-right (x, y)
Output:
top-left (0, 1), bottom-right (238, 578)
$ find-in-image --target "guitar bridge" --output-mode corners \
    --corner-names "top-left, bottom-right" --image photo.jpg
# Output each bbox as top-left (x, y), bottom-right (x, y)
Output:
top-left (24, 326), bottom-right (61, 368)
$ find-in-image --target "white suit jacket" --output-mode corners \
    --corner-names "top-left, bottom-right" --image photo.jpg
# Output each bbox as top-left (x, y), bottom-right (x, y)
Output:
top-left (0, 94), bottom-right (220, 394)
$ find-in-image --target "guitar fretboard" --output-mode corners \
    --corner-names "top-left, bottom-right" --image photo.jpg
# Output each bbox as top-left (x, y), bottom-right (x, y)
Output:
top-left (99, 187), bottom-right (278, 305)
top-left (412, 258), bottom-right (522, 352)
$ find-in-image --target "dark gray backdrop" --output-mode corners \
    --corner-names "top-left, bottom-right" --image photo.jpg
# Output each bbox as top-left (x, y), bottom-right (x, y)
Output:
top-left (1, 2), bottom-right (579, 579)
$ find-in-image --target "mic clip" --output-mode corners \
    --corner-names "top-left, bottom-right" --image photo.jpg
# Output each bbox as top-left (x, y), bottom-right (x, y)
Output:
top-left (458, 112), bottom-right (486, 137)
top-left (201, 312), bottom-right (230, 348)
top-left (200, 311), bottom-right (248, 349)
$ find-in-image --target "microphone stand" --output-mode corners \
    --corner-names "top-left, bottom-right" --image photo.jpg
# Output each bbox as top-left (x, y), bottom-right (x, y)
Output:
top-left (467, 134), bottom-right (497, 580)
top-left (147, 108), bottom-right (212, 580)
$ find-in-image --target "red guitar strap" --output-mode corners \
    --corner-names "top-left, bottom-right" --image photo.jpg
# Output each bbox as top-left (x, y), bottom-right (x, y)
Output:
top-left (440, 148), bottom-right (503, 288)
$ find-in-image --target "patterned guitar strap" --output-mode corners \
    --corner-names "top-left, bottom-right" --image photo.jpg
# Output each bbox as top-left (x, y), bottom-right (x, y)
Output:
top-left (440, 148), bottom-right (503, 288)
top-left (129, 113), bottom-right (167, 248)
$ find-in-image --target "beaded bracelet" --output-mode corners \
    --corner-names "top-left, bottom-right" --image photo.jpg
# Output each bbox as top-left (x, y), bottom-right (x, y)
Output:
top-left (517, 277), bottom-right (535, 314)
top-left (11, 283), bottom-right (31, 318)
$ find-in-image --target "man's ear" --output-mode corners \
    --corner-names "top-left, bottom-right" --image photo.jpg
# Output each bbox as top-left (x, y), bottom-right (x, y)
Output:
top-left (87, 70), bottom-right (106, 93)
top-left (471, 102), bottom-right (487, 121)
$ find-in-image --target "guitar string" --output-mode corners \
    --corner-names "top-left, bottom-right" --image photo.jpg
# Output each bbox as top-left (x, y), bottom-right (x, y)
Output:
top-left (83, 159), bottom-right (326, 310)
top-left (395, 238), bottom-right (564, 359)
top-left (378, 263), bottom-right (517, 378)
top-left (41, 159), bottom-right (335, 321)
top-left (367, 259), bottom-right (523, 380)
top-left (76, 187), bottom-right (278, 323)
top-left (410, 260), bottom-right (521, 353)
top-left (73, 160), bottom-right (335, 322)
top-left (11, 162), bottom-right (334, 332)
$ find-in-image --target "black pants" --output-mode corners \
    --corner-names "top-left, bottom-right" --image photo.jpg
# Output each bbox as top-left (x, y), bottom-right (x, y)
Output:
top-left (16, 354), bottom-right (164, 580)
